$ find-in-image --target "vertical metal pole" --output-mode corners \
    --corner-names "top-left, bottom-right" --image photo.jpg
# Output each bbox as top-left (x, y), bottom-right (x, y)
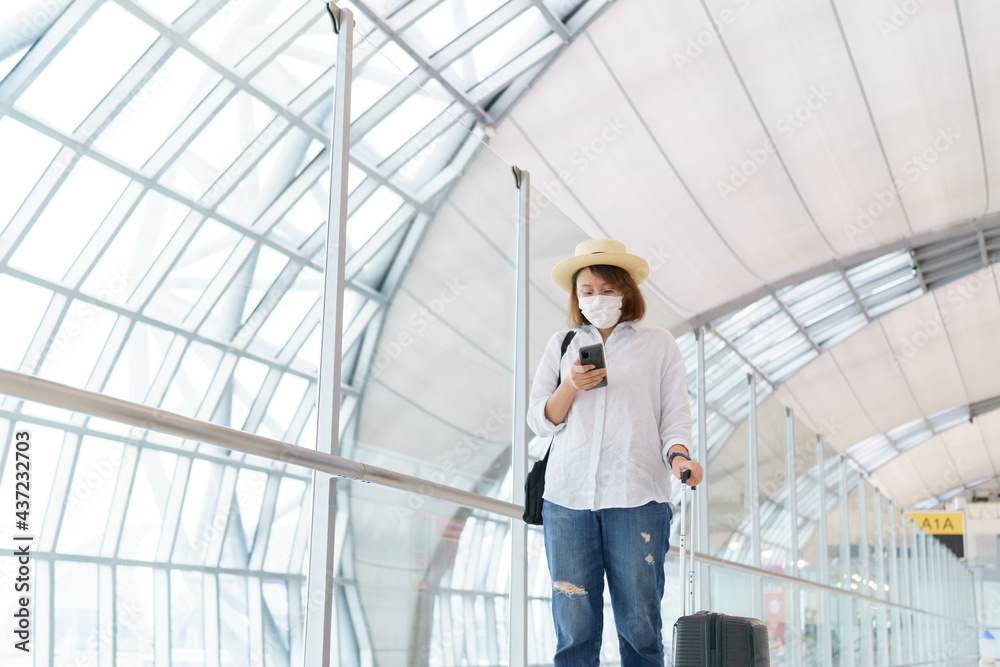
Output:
top-left (785, 409), bottom-right (801, 666)
top-left (887, 502), bottom-right (901, 665)
top-left (817, 437), bottom-right (833, 667)
top-left (510, 166), bottom-right (530, 667)
top-left (747, 373), bottom-right (762, 620)
top-left (858, 474), bottom-right (872, 667)
top-left (900, 515), bottom-right (912, 665)
top-left (873, 491), bottom-right (888, 666)
top-left (304, 5), bottom-right (352, 665)
top-left (917, 531), bottom-right (930, 662)
top-left (840, 458), bottom-right (855, 667)
top-left (695, 327), bottom-right (711, 610)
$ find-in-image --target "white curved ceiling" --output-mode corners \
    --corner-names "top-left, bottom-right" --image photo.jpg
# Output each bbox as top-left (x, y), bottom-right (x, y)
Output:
top-left (488, 0), bottom-right (998, 321)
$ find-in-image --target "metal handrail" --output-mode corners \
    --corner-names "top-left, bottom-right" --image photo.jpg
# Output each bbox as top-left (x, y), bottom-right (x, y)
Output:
top-left (0, 368), bottom-right (978, 628)
top-left (0, 369), bottom-right (521, 519)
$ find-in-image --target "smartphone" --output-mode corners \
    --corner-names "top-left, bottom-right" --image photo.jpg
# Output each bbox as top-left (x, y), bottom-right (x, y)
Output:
top-left (578, 344), bottom-right (608, 390)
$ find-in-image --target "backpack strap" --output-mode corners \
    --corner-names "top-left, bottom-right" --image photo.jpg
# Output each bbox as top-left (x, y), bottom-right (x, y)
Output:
top-left (542, 330), bottom-right (577, 463)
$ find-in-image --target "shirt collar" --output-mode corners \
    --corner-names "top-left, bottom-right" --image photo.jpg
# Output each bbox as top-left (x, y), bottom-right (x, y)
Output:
top-left (583, 320), bottom-right (641, 335)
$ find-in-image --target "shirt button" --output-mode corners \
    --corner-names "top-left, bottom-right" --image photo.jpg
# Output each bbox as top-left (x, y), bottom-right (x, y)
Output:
top-left (597, 430), bottom-right (601, 435)
top-left (598, 404), bottom-right (603, 409)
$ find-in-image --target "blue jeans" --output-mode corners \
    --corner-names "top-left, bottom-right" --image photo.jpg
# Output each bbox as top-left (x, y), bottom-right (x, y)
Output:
top-left (542, 499), bottom-right (673, 667)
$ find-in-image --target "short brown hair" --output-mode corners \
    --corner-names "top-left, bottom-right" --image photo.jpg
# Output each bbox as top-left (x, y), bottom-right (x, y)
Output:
top-left (567, 264), bottom-right (646, 328)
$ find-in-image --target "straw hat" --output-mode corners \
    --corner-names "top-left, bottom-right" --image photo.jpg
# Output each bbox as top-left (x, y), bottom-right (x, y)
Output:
top-left (551, 238), bottom-right (649, 293)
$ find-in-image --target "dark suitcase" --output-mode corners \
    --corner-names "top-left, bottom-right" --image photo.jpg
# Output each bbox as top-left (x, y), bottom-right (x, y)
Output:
top-left (672, 470), bottom-right (770, 666)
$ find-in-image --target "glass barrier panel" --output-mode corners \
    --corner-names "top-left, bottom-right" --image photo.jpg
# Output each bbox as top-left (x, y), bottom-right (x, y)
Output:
top-left (793, 415), bottom-right (821, 584)
top-left (0, 399), bottom-right (312, 667)
top-left (761, 577), bottom-right (793, 665)
top-left (347, 30), bottom-right (520, 502)
top-left (710, 565), bottom-right (755, 619)
top-left (708, 411), bottom-right (750, 562)
top-left (756, 395), bottom-right (789, 576)
top-left (800, 585), bottom-right (824, 667)
top-left (827, 456), bottom-right (844, 590)
top-left (343, 478), bottom-right (513, 666)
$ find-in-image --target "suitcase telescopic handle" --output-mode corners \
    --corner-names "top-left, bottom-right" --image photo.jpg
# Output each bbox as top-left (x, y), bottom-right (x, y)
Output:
top-left (678, 469), bottom-right (695, 616)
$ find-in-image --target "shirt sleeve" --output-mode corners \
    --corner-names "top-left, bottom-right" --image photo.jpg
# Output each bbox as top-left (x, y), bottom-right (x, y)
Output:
top-left (658, 331), bottom-right (694, 465)
top-left (526, 330), bottom-right (571, 438)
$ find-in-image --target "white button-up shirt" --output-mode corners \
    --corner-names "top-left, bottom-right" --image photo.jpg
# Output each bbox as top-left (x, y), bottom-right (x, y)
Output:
top-left (527, 320), bottom-right (692, 510)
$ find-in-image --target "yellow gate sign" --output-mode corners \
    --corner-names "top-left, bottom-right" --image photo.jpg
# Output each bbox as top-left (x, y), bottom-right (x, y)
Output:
top-left (906, 511), bottom-right (964, 535)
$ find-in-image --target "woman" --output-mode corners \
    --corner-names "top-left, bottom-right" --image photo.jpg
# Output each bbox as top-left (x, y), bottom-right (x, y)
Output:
top-left (527, 238), bottom-right (704, 666)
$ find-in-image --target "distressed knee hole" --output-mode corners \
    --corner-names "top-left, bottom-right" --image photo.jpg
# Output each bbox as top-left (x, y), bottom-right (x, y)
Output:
top-left (645, 554), bottom-right (654, 564)
top-left (641, 532), bottom-right (651, 543)
top-left (553, 581), bottom-right (587, 597)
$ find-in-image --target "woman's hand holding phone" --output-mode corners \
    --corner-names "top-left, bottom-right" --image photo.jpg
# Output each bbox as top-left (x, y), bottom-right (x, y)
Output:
top-left (566, 358), bottom-right (607, 391)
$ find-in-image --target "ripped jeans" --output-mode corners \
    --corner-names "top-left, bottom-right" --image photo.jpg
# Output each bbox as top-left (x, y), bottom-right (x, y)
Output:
top-left (542, 499), bottom-right (673, 667)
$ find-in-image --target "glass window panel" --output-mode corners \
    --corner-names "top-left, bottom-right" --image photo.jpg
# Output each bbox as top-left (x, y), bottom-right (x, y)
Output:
top-left (357, 94), bottom-right (445, 163)
top-left (347, 187), bottom-right (404, 248)
top-left (10, 156), bottom-right (130, 282)
top-left (16, 3), bottom-right (158, 132)
top-left (95, 48), bottom-right (222, 169)
top-left (0, 275), bottom-right (52, 371)
top-left (234, 469), bottom-right (268, 550)
top-left (58, 436), bottom-right (126, 555)
top-left (0, 46), bottom-right (28, 82)
top-left (224, 357), bottom-right (269, 429)
top-left (135, 0), bottom-right (198, 24)
top-left (403, 0), bottom-right (507, 53)
top-left (36, 300), bottom-right (119, 388)
top-left (191, 0), bottom-right (308, 67)
top-left (218, 574), bottom-right (250, 667)
top-left (102, 322), bottom-right (176, 404)
top-left (263, 478), bottom-right (306, 571)
top-left (269, 181), bottom-right (327, 248)
top-left (144, 219), bottom-right (242, 323)
top-left (53, 561), bottom-right (98, 664)
top-left (443, 7), bottom-right (549, 88)
top-left (250, 268), bottom-right (321, 356)
top-left (351, 53), bottom-right (408, 119)
top-left (291, 322), bottom-right (320, 371)
top-left (258, 373), bottom-right (310, 439)
top-left (81, 190), bottom-right (190, 304)
top-left (159, 92), bottom-right (276, 200)
top-left (164, 342), bottom-right (225, 418)
top-left (0, 117), bottom-right (61, 229)
top-left (117, 566), bottom-right (156, 663)
top-left (118, 449), bottom-right (179, 560)
top-left (217, 127), bottom-right (313, 225)
top-left (250, 24), bottom-right (336, 104)
top-left (172, 459), bottom-right (224, 564)
top-left (171, 570), bottom-right (205, 666)
top-left (262, 581), bottom-right (290, 662)
top-left (241, 246), bottom-right (291, 323)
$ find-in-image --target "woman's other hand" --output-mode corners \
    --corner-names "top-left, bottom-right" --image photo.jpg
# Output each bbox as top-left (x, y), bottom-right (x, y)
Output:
top-left (671, 456), bottom-right (704, 486)
top-left (567, 358), bottom-right (607, 391)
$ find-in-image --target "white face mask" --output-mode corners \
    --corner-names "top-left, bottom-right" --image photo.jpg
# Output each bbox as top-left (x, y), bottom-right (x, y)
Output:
top-left (579, 295), bottom-right (623, 329)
